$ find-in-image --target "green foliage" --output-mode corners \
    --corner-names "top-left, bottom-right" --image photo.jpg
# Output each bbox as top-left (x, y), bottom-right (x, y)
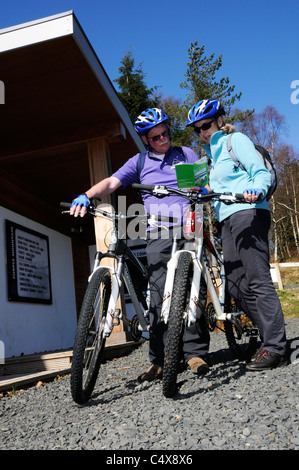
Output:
top-left (114, 43), bottom-right (249, 144)
top-left (113, 43), bottom-right (298, 260)
top-left (181, 42), bottom-right (242, 110)
top-left (163, 41), bottom-right (248, 150)
top-left (162, 97), bottom-right (190, 147)
top-left (114, 50), bottom-right (161, 123)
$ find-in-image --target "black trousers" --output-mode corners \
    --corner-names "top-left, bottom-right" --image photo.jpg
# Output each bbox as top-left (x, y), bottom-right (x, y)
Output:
top-left (145, 228), bottom-right (210, 366)
top-left (221, 209), bottom-right (287, 355)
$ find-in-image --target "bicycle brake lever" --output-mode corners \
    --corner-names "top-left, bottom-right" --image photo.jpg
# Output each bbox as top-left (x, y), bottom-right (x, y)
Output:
top-left (219, 193), bottom-right (245, 204)
top-left (148, 217), bottom-right (169, 231)
top-left (152, 185), bottom-right (169, 197)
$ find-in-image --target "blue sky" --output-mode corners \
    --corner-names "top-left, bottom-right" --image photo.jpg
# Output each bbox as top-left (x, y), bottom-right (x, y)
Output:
top-left (1, 0), bottom-right (298, 152)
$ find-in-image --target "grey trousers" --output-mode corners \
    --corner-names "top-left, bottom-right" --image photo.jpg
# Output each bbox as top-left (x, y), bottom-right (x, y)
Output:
top-left (221, 209), bottom-right (286, 355)
top-left (146, 229), bottom-right (210, 366)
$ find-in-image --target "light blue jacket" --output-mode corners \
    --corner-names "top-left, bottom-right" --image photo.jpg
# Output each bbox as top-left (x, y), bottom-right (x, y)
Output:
top-left (204, 131), bottom-right (271, 222)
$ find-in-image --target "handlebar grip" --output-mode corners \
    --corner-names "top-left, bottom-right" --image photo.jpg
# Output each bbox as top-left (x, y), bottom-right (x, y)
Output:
top-left (60, 202), bottom-right (71, 209)
top-left (132, 183), bottom-right (155, 191)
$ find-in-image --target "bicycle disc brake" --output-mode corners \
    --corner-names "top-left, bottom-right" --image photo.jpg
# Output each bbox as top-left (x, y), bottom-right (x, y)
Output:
top-left (130, 315), bottom-right (142, 342)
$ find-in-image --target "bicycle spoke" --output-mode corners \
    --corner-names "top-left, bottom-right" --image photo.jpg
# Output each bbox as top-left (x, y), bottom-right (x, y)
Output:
top-left (70, 268), bottom-right (111, 404)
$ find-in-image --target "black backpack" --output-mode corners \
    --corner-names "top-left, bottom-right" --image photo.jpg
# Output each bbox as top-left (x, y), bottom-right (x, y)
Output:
top-left (227, 133), bottom-right (277, 200)
top-left (136, 146), bottom-right (185, 183)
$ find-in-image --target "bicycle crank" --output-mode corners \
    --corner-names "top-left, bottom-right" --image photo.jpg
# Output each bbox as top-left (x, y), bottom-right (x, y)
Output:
top-left (130, 315), bottom-right (142, 342)
top-left (205, 302), bottom-right (217, 331)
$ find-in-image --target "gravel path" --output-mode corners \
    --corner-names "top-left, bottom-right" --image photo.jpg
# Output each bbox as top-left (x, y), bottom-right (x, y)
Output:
top-left (0, 318), bottom-right (298, 451)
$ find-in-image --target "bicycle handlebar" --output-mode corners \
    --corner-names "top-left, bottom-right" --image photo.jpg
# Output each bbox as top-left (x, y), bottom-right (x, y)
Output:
top-left (60, 201), bottom-right (178, 223)
top-left (132, 183), bottom-right (247, 204)
top-left (60, 201), bottom-right (114, 218)
top-left (61, 184), bottom-right (248, 224)
top-left (60, 202), bottom-right (73, 210)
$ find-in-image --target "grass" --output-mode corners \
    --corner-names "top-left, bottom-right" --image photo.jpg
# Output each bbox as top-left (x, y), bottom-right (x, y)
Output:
top-left (278, 290), bottom-right (299, 318)
top-left (279, 266), bottom-right (299, 287)
top-left (275, 262), bottom-right (299, 318)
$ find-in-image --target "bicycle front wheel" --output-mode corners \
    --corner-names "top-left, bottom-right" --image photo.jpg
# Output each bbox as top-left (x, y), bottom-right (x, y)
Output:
top-left (162, 252), bottom-right (193, 398)
top-left (71, 268), bottom-right (112, 404)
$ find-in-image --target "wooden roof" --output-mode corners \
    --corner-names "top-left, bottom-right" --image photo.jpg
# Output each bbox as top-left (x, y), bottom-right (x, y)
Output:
top-left (0, 11), bottom-right (144, 240)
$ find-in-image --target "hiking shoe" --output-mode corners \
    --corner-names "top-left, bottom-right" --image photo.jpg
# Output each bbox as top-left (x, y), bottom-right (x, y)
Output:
top-left (138, 364), bottom-right (163, 382)
top-left (250, 347), bottom-right (263, 361)
top-left (187, 357), bottom-right (209, 375)
top-left (246, 349), bottom-right (287, 371)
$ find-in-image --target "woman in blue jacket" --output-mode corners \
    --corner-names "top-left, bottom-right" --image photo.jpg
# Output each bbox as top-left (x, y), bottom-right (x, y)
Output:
top-left (186, 99), bottom-right (287, 371)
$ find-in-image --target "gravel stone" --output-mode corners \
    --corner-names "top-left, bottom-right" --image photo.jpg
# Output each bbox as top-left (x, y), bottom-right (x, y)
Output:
top-left (0, 318), bottom-right (298, 451)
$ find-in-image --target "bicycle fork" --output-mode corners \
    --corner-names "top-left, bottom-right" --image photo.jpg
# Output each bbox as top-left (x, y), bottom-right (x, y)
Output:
top-left (161, 248), bottom-right (203, 326)
top-left (89, 257), bottom-right (149, 339)
top-left (161, 246), bottom-right (233, 327)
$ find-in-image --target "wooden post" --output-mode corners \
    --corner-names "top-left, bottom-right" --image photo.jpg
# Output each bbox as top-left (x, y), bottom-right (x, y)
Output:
top-left (274, 262), bottom-right (284, 290)
top-left (87, 138), bottom-right (129, 344)
top-left (88, 137), bottom-right (113, 251)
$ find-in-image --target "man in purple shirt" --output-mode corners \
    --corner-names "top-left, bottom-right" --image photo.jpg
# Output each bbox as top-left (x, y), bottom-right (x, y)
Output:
top-left (70, 108), bottom-right (210, 381)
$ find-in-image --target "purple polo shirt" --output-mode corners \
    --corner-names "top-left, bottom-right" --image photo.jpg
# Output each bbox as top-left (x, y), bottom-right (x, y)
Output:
top-left (112, 146), bottom-right (198, 226)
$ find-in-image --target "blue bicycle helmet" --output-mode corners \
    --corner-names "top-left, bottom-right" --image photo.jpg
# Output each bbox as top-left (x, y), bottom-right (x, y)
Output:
top-left (186, 99), bottom-right (225, 127)
top-left (134, 108), bottom-right (168, 134)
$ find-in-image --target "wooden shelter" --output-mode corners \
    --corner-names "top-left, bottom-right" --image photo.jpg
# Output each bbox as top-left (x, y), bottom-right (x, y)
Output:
top-left (0, 11), bottom-right (145, 360)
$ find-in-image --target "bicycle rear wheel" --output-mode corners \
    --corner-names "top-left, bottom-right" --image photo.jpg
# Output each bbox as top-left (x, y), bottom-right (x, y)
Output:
top-left (71, 268), bottom-right (111, 404)
top-left (162, 252), bottom-right (193, 398)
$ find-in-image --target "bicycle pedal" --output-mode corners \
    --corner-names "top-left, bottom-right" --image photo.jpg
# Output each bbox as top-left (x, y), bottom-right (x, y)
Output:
top-left (112, 309), bottom-right (122, 326)
top-left (249, 327), bottom-right (259, 337)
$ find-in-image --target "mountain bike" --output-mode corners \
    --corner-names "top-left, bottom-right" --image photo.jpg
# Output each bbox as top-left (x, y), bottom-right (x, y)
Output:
top-left (60, 200), bottom-right (172, 404)
top-left (132, 184), bottom-right (260, 398)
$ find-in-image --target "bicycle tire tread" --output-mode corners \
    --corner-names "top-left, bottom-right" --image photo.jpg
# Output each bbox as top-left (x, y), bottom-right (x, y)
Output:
top-left (162, 252), bottom-right (193, 398)
top-left (71, 268), bottom-right (111, 404)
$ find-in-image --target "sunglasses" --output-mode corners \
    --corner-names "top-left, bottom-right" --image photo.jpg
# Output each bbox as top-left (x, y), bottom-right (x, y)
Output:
top-left (194, 120), bottom-right (215, 134)
top-left (148, 130), bottom-right (169, 142)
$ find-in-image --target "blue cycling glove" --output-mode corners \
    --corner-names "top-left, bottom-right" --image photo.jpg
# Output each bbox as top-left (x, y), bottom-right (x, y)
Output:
top-left (71, 194), bottom-right (90, 208)
top-left (198, 187), bottom-right (209, 195)
top-left (243, 188), bottom-right (262, 196)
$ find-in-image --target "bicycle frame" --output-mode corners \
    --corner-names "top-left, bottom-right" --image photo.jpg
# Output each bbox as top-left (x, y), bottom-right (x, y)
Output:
top-left (62, 188), bottom-right (245, 341)
top-left (64, 187), bottom-right (259, 403)
top-left (129, 184), bottom-right (250, 335)
top-left (86, 212), bottom-right (150, 339)
top-left (161, 205), bottom-right (228, 328)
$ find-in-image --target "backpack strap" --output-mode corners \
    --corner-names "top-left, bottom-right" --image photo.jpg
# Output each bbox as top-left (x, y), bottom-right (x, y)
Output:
top-left (227, 133), bottom-right (276, 200)
top-left (136, 152), bottom-right (146, 183)
top-left (227, 133), bottom-right (245, 172)
top-left (136, 146), bottom-right (185, 183)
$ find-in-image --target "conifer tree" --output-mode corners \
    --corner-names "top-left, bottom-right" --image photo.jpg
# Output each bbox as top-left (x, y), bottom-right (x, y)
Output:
top-left (114, 51), bottom-right (160, 123)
